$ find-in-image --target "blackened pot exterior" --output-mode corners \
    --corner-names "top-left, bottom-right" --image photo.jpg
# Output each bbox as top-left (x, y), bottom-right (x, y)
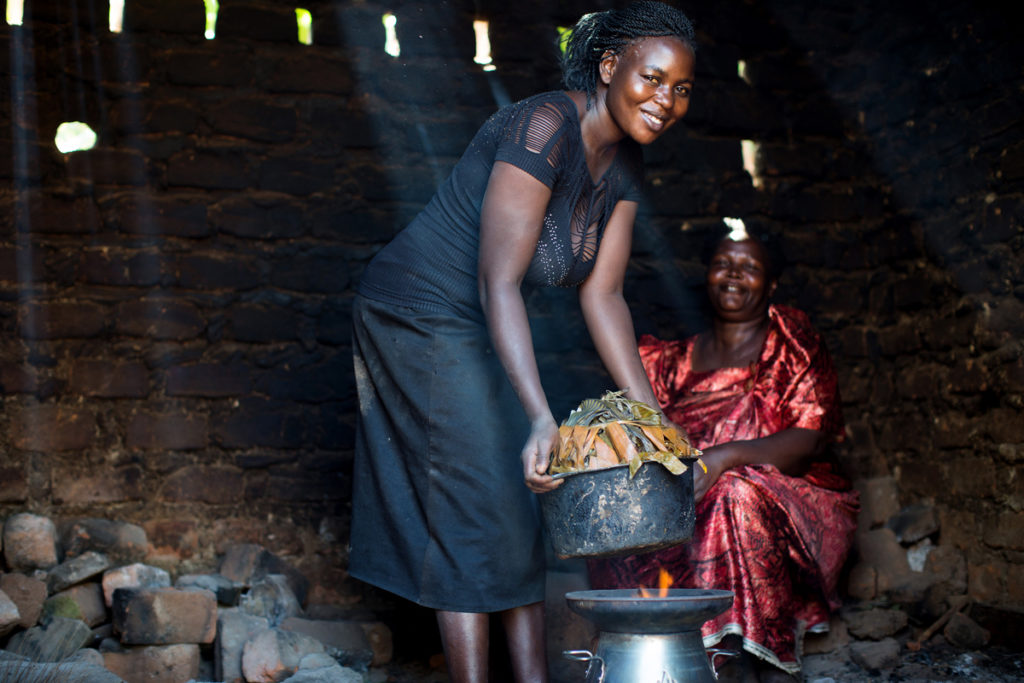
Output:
top-left (540, 461), bottom-right (695, 559)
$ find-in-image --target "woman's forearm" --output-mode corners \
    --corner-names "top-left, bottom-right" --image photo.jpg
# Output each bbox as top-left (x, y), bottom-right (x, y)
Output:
top-left (710, 427), bottom-right (827, 475)
top-left (580, 289), bottom-right (660, 411)
top-left (479, 279), bottom-right (551, 424)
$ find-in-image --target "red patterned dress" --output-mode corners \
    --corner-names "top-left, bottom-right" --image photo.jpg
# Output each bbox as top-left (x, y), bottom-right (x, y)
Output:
top-left (587, 304), bottom-right (859, 675)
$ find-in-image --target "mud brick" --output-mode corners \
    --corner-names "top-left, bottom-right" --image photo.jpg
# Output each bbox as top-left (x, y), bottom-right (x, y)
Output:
top-left (0, 466), bottom-right (28, 503)
top-left (103, 193), bottom-right (210, 237)
top-left (208, 99), bottom-right (297, 143)
top-left (212, 196), bottom-right (305, 240)
top-left (227, 304), bottom-right (303, 343)
top-left (112, 587), bottom-right (216, 645)
top-left (983, 407), bottom-right (1024, 443)
top-left (115, 299), bottom-right (205, 340)
top-left (0, 361), bottom-right (39, 394)
top-left (982, 511), bottom-right (1024, 550)
top-left (61, 518), bottom-right (149, 565)
top-left (167, 151), bottom-right (250, 190)
top-left (946, 455), bottom-right (997, 499)
top-left (165, 362), bottom-right (250, 397)
top-left (26, 196), bottom-right (101, 234)
top-left (65, 148), bottom-right (146, 186)
top-left (165, 50), bottom-right (253, 87)
top-left (944, 611), bottom-right (991, 649)
top-left (968, 561), bottom-right (1003, 603)
top-left (68, 359), bottom-right (149, 397)
top-left (176, 253), bottom-right (262, 290)
top-left (258, 157), bottom-right (335, 196)
top-left (103, 643), bottom-right (200, 683)
top-left (846, 563), bottom-right (878, 601)
top-left (159, 465), bottom-right (243, 505)
top-left (218, 4), bottom-right (297, 42)
top-left (269, 252), bottom-right (350, 293)
top-left (48, 551), bottom-right (111, 593)
top-left (102, 564), bottom-right (171, 608)
top-left (855, 529), bottom-right (911, 593)
top-left (0, 573), bottom-right (46, 628)
top-left (11, 404), bottom-right (95, 452)
top-left (50, 582), bottom-right (106, 627)
top-left (216, 608), bottom-right (270, 683)
top-left (18, 301), bottom-right (107, 339)
top-left (3, 513), bottom-right (59, 572)
top-left (263, 54), bottom-right (354, 95)
top-left (854, 476), bottom-right (901, 530)
top-left (886, 503), bottom-right (940, 544)
top-left (212, 398), bottom-right (304, 449)
top-left (125, 411), bottom-right (208, 451)
top-left (79, 249), bottom-right (163, 287)
top-left (0, 245), bottom-right (45, 283)
top-left (52, 465), bottom-right (143, 505)
top-left (849, 637), bottom-right (900, 670)
top-left (142, 519), bottom-right (199, 562)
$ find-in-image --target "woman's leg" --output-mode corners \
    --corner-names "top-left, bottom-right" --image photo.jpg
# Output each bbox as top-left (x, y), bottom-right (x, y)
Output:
top-left (501, 601), bottom-right (548, 683)
top-left (437, 610), bottom-right (489, 683)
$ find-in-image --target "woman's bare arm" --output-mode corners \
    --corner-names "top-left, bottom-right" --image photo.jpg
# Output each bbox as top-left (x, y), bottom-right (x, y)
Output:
top-left (478, 161), bottom-right (561, 493)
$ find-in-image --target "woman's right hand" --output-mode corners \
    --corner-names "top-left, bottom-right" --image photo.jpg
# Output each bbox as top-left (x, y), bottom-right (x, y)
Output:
top-left (521, 415), bottom-right (563, 494)
top-left (692, 444), bottom-right (731, 503)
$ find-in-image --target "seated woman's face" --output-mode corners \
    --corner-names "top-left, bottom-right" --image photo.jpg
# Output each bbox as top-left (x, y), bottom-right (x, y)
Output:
top-left (706, 238), bottom-right (775, 322)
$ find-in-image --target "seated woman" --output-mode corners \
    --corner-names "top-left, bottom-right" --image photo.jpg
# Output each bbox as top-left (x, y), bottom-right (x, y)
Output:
top-left (587, 224), bottom-right (860, 682)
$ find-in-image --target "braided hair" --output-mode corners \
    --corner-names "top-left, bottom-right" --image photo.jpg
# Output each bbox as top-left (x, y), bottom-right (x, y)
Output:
top-left (561, 1), bottom-right (696, 99)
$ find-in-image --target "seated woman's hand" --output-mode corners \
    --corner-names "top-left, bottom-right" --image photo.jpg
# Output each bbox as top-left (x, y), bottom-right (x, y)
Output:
top-left (521, 415), bottom-right (563, 493)
top-left (692, 443), bottom-right (732, 503)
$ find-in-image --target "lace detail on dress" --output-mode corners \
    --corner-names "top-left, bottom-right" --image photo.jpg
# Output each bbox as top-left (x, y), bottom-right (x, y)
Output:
top-left (507, 100), bottom-right (571, 171)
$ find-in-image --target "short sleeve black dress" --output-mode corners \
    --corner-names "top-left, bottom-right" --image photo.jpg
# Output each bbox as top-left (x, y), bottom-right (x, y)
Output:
top-left (349, 91), bottom-right (644, 612)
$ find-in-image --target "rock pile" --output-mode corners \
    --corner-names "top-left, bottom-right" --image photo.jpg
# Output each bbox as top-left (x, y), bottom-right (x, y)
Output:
top-left (803, 476), bottom-right (993, 673)
top-left (0, 513), bottom-right (391, 683)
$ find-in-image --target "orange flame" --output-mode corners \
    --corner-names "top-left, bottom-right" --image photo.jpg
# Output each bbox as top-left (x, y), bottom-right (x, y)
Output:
top-left (638, 568), bottom-right (673, 597)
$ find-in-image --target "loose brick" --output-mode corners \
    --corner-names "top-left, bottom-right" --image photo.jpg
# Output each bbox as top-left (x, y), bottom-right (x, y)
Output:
top-left (280, 616), bottom-right (373, 670)
top-left (48, 551), bottom-right (112, 593)
top-left (3, 513), bottom-right (59, 571)
top-left (219, 544), bottom-right (309, 605)
top-left (5, 616), bottom-right (93, 661)
top-left (0, 466), bottom-right (29, 503)
top-left (142, 519), bottom-right (199, 562)
top-left (112, 587), bottom-right (217, 645)
top-left (68, 359), bottom-right (150, 397)
top-left (49, 582), bottom-right (107, 627)
top-left (0, 573), bottom-right (46, 628)
top-left (102, 564), bottom-right (171, 607)
top-left (115, 298), bottom-right (205, 340)
top-left (0, 590), bottom-right (20, 638)
top-left (103, 643), bottom-right (201, 683)
top-left (61, 518), bottom-right (149, 565)
top-left (241, 628), bottom-right (326, 683)
top-left (125, 411), bottom-right (208, 451)
top-left (165, 362), bottom-right (250, 397)
top-left (160, 465), bottom-right (243, 505)
top-left (216, 608), bottom-right (270, 683)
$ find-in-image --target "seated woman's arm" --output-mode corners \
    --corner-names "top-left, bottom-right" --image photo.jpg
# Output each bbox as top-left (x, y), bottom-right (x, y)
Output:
top-left (695, 427), bottom-right (827, 502)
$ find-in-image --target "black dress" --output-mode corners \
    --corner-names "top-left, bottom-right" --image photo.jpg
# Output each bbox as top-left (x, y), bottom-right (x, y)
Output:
top-left (349, 91), bottom-right (644, 612)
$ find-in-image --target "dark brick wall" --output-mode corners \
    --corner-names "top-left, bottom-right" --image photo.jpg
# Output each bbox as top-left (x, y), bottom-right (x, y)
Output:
top-left (1, 0), bottom-right (1021, 608)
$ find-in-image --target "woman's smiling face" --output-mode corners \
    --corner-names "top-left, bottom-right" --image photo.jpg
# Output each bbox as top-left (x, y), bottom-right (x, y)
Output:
top-left (706, 238), bottom-right (776, 322)
top-left (600, 36), bottom-right (695, 145)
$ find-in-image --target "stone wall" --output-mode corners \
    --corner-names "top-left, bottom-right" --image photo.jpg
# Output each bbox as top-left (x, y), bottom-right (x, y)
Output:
top-left (1, 0), bottom-right (1021, 612)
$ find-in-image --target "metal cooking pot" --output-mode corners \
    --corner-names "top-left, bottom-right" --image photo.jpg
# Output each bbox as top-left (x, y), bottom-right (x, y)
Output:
top-left (539, 461), bottom-right (695, 559)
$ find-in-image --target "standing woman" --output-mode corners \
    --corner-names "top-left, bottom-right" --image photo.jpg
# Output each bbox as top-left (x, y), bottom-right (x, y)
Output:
top-left (349, 3), bottom-right (697, 681)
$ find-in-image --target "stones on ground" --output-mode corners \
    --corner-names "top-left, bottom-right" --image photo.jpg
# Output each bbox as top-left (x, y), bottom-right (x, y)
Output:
top-left (0, 572), bottom-right (47, 628)
top-left (61, 518), bottom-right (148, 566)
top-left (177, 572), bottom-right (242, 606)
top-left (849, 637), bottom-right (901, 670)
top-left (0, 659), bottom-right (125, 683)
top-left (803, 615), bottom-right (851, 655)
top-left (103, 643), bottom-right (200, 683)
top-left (0, 589), bottom-right (20, 638)
top-left (216, 608), bottom-right (270, 683)
top-left (102, 563), bottom-right (171, 607)
top-left (886, 502), bottom-right (939, 544)
top-left (280, 653), bottom-right (363, 683)
top-left (360, 620), bottom-right (394, 667)
top-left (241, 628), bottom-right (326, 683)
top-left (3, 513), bottom-right (59, 571)
top-left (241, 574), bottom-right (302, 626)
top-left (48, 550), bottom-right (112, 593)
top-left (280, 616), bottom-right (373, 671)
top-left (50, 582), bottom-right (108, 627)
top-left (5, 615), bottom-right (93, 661)
top-left (943, 611), bottom-right (991, 650)
top-left (112, 587), bottom-right (217, 645)
top-left (221, 543), bottom-right (310, 606)
top-left (843, 607), bottom-right (909, 640)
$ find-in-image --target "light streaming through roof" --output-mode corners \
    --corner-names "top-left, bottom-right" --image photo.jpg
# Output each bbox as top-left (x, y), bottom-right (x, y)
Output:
top-left (6, 0), bottom-right (24, 25)
top-left (382, 13), bottom-right (399, 57)
top-left (204, 0), bottom-right (219, 39)
top-left (55, 122), bottom-right (98, 154)
top-left (296, 8), bottom-right (312, 45)
top-left (741, 139), bottom-right (763, 189)
top-left (723, 217), bottom-right (749, 241)
top-left (109, 0), bottom-right (124, 32)
top-left (473, 20), bottom-right (495, 71)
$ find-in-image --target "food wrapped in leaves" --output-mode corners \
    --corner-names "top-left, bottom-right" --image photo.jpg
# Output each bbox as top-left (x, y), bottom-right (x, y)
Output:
top-left (547, 390), bottom-right (704, 478)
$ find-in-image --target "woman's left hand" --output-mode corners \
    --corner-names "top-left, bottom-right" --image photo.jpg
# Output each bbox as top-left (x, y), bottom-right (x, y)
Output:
top-left (692, 444), bottom-right (731, 503)
top-left (521, 416), bottom-right (563, 494)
